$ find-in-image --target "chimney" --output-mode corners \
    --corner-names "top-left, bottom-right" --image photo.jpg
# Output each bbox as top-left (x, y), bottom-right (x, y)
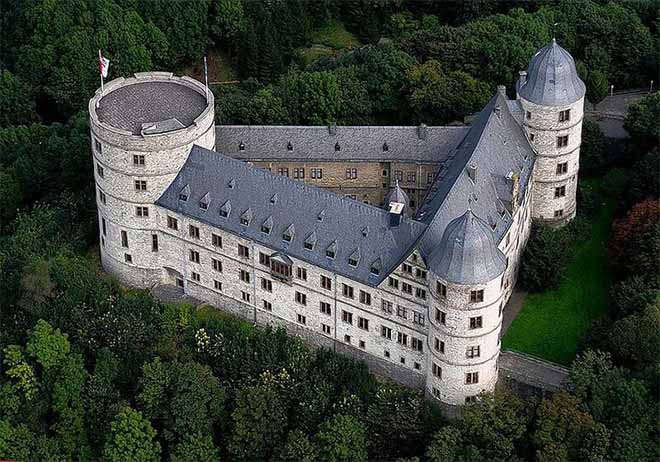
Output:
top-left (417, 123), bottom-right (427, 141)
top-left (328, 122), bottom-right (337, 136)
top-left (497, 85), bottom-right (506, 97)
top-left (467, 164), bottom-right (477, 183)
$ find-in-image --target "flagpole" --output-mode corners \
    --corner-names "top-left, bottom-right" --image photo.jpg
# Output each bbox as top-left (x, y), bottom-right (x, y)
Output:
top-left (203, 54), bottom-right (209, 102)
top-left (97, 50), bottom-right (104, 108)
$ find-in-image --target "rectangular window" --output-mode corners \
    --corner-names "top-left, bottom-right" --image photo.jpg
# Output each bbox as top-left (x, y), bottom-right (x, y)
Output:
top-left (436, 309), bottom-right (446, 325)
top-left (241, 291), bottom-right (250, 302)
top-left (402, 263), bottom-right (413, 274)
top-left (381, 326), bottom-right (392, 340)
top-left (259, 252), bottom-right (270, 267)
top-left (413, 312), bottom-right (425, 326)
top-left (469, 316), bottom-right (483, 329)
top-left (470, 289), bottom-right (484, 303)
top-left (98, 189), bottom-right (106, 204)
top-left (401, 282), bottom-right (413, 295)
top-left (295, 291), bottom-right (307, 305)
top-left (342, 310), bottom-right (353, 325)
top-left (381, 300), bottom-right (393, 313)
top-left (427, 172), bottom-right (434, 184)
top-left (322, 324), bottom-right (331, 335)
top-left (293, 167), bottom-right (305, 179)
top-left (212, 233), bottom-right (222, 248)
top-left (189, 225), bottom-right (200, 239)
top-left (134, 180), bottom-right (147, 191)
top-left (320, 301), bottom-right (332, 315)
top-left (466, 345), bottom-right (481, 358)
top-left (554, 209), bottom-right (564, 218)
top-left (344, 334), bottom-right (351, 344)
top-left (415, 287), bottom-right (427, 300)
top-left (97, 164), bottom-right (104, 178)
top-left (240, 269), bottom-right (250, 283)
top-left (556, 135), bottom-right (569, 148)
top-left (525, 110), bottom-right (531, 120)
top-left (320, 275), bottom-right (332, 290)
top-left (261, 278), bottom-right (272, 292)
top-left (277, 167), bottom-right (289, 177)
top-left (151, 234), bottom-right (158, 252)
top-left (397, 332), bottom-right (408, 347)
top-left (94, 139), bottom-right (102, 154)
top-left (262, 300), bottom-right (272, 311)
top-left (411, 337), bottom-right (423, 352)
top-left (556, 162), bottom-right (568, 175)
top-left (359, 290), bottom-right (371, 305)
top-left (437, 281), bottom-right (447, 298)
top-left (101, 217), bottom-right (107, 236)
top-left (434, 338), bottom-right (445, 353)
top-left (214, 280), bottom-right (222, 291)
top-left (406, 171), bottom-right (416, 183)
top-left (211, 258), bottom-right (222, 272)
top-left (297, 314), bottom-right (306, 325)
top-left (416, 268), bottom-right (427, 280)
top-left (359, 340), bottom-right (366, 349)
top-left (554, 185), bottom-right (566, 198)
top-left (465, 372), bottom-right (479, 384)
top-left (124, 253), bottom-right (132, 263)
top-left (133, 154), bottom-right (145, 166)
top-left (310, 167), bottom-right (323, 179)
top-left (559, 109), bottom-right (570, 122)
top-left (296, 267), bottom-right (307, 281)
top-left (121, 230), bottom-right (128, 248)
top-left (167, 216), bottom-right (178, 230)
top-left (358, 317), bottom-right (369, 331)
top-left (432, 363), bottom-right (442, 378)
top-left (238, 244), bottom-right (250, 259)
top-left (136, 206), bottom-right (149, 217)
top-left (394, 170), bottom-right (403, 182)
top-left (345, 168), bottom-right (357, 179)
top-left (342, 284), bottom-right (354, 299)
top-left (397, 305), bottom-right (407, 319)
top-left (189, 250), bottom-right (200, 264)
top-left (529, 133), bottom-right (535, 142)
top-left (191, 272), bottom-right (200, 282)
top-left (388, 277), bottom-right (399, 289)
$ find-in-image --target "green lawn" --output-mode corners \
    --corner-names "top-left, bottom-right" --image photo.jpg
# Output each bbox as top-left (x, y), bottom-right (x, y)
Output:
top-left (309, 20), bottom-right (362, 49)
top-left (502, 184), bottom-right (614, 365)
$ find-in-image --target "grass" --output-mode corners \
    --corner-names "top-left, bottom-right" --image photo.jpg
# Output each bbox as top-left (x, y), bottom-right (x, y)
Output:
top-left (309, 19), bottom-right (362, 50)
top-left (502, 180), bottom-right (615, 365)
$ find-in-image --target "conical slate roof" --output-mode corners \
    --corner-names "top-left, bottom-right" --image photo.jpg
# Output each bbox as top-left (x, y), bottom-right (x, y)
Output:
top-left (518, 39), bottom-right (585, 106)
top-left (386, 181), bottom-right (409, 205)
top-left (429, 209), bottom-right (506, 284)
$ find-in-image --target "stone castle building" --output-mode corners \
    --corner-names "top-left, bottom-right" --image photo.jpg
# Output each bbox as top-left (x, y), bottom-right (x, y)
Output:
top-left (90, 40), bottom-right (584, 407)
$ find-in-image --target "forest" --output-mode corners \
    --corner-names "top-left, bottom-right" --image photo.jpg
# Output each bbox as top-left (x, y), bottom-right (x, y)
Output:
top-left (0, 1), bottom-right (658, 461)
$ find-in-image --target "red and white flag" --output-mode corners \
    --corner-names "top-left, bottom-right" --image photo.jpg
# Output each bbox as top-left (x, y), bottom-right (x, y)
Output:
top-left (98, 50), bottom-right (110, 78)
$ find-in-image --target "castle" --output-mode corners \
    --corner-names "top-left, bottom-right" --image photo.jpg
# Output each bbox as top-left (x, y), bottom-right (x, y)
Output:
top-left (90, 40), bottom-right (585, 408)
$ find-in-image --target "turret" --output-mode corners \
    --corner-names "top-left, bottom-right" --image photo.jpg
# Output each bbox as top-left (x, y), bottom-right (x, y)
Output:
top-left (425, 209), bottom-right (507, 406)
top-left (385, 180), bottom-right (409, 227)
top-left (517, 39), bottom-right (586, 225)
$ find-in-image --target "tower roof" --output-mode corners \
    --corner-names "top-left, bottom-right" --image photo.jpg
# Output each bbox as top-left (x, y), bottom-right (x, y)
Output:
top-left (429, 209), bottom-right (506, 285)
top-left (518, 39), bottom-right (586, 106)
top-left (385, 181), bottom-right (409, 206)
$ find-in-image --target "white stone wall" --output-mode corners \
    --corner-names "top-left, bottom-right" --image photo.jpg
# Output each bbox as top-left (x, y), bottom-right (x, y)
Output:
top-left (90, 72), bottom-right (215, 288)
top-left (520, 97), bottom-right (584, 223)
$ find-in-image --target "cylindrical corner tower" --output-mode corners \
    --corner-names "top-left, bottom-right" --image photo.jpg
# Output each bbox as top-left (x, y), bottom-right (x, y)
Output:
top-left (517, 39), bottom-right (586, 225)
top-left (89, 72), bottom-right (215, 287)
top-left (425, 210), bottom-right (507, 406)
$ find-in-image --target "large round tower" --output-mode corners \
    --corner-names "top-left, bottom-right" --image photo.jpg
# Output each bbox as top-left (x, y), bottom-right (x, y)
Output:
top-left (425, 210), bottom-right (507, 406)
top-left (89, 72), bottom-right (215, 287)
top-left (517, 39), bottom-right (586, 225)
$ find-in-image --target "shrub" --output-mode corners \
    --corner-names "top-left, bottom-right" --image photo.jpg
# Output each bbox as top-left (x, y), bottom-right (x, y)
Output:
top-left (519, 224), bottom-right (572, 292)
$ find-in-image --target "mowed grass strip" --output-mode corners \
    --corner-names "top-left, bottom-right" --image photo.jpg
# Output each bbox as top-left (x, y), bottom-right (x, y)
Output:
top-left (502, 190), bottom-right (614, 365)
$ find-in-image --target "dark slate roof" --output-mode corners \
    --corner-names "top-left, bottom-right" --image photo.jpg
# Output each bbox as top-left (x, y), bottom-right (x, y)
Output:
top-left (214, 125), bottom-right (469, 164)
top-left (517, 39), bottom-right (586, 106)
top-left (155, 145), bottom-right (428, 286)
top-left (97, 82), bottom-right (207, 134)
top-left (431, 209), bottom-right (506, 284)
top-left (415, 92), bottom-right (535, 278)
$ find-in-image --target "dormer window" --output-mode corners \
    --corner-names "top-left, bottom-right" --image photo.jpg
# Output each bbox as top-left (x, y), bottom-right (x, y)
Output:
top-left (178, 184), bottom-right (190, 202)
top-left (326, 241), bottom-right (337, 259)
top-left (261, 216), bottom-right (273, 234)
top-left (317, 210), bottom-right (325, 222)
top-left (361, 226), bottom-right (369, 237)
top-left (370, 258), bottom-right (382, 276)
top-left (287, 141), bottom-right (293, 151)
top-left (228, 179), bottom-right (235, 189)
top-left (199, 192), bottom-right (210, 210)
top-left (283, 224), bottom-right (295, 243)
top-left (239, 142), bottom-right (245, 151)
top-left (304, 231), bottom-right (317, 250)
top-left (240, 208), bottom-right (252, 226)
top-left (382, 142), bottom-right (389, 152)
top-left (334, 142), bottom-right (340, 152)
top-left (348, 248), bottom-right (360, 267)
top-left (219, 200), bottom-right (231, 218)
top-left (270, 194), bottom-right (278, 205)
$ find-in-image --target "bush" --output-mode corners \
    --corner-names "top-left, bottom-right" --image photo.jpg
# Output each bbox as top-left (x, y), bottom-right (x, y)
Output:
top-left (519, 224), bottom-right (572, 292)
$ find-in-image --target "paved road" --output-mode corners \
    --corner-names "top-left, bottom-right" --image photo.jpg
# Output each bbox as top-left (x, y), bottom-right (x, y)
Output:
top-left (585, 89), bottom-right (655, 138)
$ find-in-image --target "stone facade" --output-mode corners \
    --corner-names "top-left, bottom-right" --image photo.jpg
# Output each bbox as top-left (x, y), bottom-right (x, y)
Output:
top-left (90, 41), bottom-right (581, 408)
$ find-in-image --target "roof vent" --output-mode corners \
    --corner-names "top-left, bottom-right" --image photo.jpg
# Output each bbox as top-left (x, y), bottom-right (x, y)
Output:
top-left (270, 193), bottom-right (278, 205)
top-left (361, 226), bottom-right (369, 237)
top-left (417, 123), bottom-right (427, 141)
top-left (494, 105), bottom-right (502, 117)
top-left (238, 142), bottom-right (245, 151)
top-left (467, 164), bottom-right (477, 183)
top-left (328, 123), bottom-right (337, 135)
top-left (228, 179), bottom-right (235, 189)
